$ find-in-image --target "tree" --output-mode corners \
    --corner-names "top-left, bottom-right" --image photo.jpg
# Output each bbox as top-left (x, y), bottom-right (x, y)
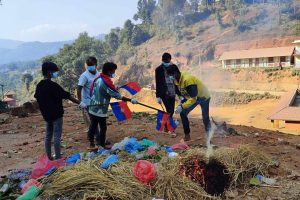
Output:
top-left (133, 0), bottom-right (157, 24)
top-left (22, 73), bottom-right (33, 91)
top-left (120, 20), bottom-right (134, 44)
top-left (106, 32), bottom-right (119, 52)
top-left (42, 32), bottom-right (109, 91)
top-left (190, 0), bottom-right (200, 12)
top-left (158, 0), bottom-right (186, 16)
top-left (131, 26), bottom-right (150, 46)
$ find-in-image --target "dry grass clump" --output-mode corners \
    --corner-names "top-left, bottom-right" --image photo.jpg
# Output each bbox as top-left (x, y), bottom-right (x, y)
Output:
top-left (42, 156), bottom-right (150, 200)
top-left (152, 157), bottom-right (217, 200)
top-left (215, 146), bottom-right (273, 188)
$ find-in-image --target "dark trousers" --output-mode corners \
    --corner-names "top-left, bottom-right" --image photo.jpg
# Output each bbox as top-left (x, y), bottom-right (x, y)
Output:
top-left (45, 117), bottom-right (63, 160)
top-left (180, 97), bottom-right (211, 136)
top-left (161, 96), bottom-right (175, 117)
top-left (88, 114), bottom-right (107, 147)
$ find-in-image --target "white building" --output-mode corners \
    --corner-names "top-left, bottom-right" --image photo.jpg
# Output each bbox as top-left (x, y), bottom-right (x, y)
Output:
top-left (219, 46), bottom-right (295, 69)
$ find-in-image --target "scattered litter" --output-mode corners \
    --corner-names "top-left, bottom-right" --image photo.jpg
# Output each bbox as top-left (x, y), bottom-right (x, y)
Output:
top-left (133, 160), bottom-right (156, 184)
top-left (135, 153), bottom-right (145, 160)
top-left (147, 147), bottom-right (157, 156)
top-left (31, 154), bottom-right (64, 179)
top-left (171, 142), bottom-right (189, 151)
top-left (101, 154), bottom-right (119, 169)
top-left (44, 167), bottom-right (57, 176)
top-left (21, 179), bottom-right (42, 194)
top-left (0, 183), bottom-right (9, 193)
top-left (17, 185), bottom-right (40, 200)
top-left (167, 152), bottom-right (178, 158)
top-left (140, 138), bottom-right (157, 148)
top-left (65, 153), bottom-right (81, 164)
top-left (111, 137), bottom-right (130, 151)
top-left (256, 175), bottom-right (276, 185)
top-left (125, 138), bottom-right (144, 153)
top-left (1, 137), bottom-right (278, 199)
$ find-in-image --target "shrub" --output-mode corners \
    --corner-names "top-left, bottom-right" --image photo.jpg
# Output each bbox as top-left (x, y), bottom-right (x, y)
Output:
top-left (291, 69), bottom-right (300, 77)
top-left (174, 52), bottom-right (181, 57)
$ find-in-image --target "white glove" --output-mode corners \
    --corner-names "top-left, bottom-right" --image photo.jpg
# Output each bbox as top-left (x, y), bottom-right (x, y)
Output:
top-left (79, 102), bottom-right (87, 109)
top-left (179, 96), bottom-right (185, 101)
top-left (131, 99), bottom-right (138, 104)
top-left (156, 97), bottom-right (162, 104)
top-left (175, 105), bottom-right (183, 114)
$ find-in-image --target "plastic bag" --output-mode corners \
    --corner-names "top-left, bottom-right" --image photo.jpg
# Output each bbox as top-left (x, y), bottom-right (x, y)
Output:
top-left (31, 154), bottom-right (64, 179)
top-left (17, 186), bottom-right (40, 200)
top-left (147, 147), bottom-right (157, 156)
top-left (65, 153), bottom-right (81, 164)
top-left (44, 166), bottom-right (57, 176)
top-left (98, 148), bottom-right (110, 156)
top-left (164, 146), bottom-right (173, 153)
top-left (21, 179), bottom-right (42, 194)
top-left (125, 138), bottom-right (144, 153)
top-left (133, 160), bottom-right (156, 184)
top-left (111, 137), bottom-right (130, 151)
top-left (101, 155), bottom-right (119, 169)
top-left (171, 143), bottom-right (189, 151)
top-left (140, 139), bottom-right (157, 148)
top-left (168, 152), bottom-right (178, 158)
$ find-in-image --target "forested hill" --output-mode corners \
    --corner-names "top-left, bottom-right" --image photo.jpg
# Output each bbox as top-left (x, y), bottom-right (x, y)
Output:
top-left (10, 0), bottom-right (300, 100)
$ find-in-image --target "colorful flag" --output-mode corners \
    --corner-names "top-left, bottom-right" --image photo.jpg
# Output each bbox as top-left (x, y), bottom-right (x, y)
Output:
top-left (110, 101), bottom-right (132, 121)
top-left (156, 111), bottom-right (177, 132)
top-left (120, 82), bottom-right (141, 95)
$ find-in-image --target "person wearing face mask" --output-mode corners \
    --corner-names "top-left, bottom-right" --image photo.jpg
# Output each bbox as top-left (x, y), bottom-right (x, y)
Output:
top-left (166, 65), bottom-right (211, 142)
top-left (78, 56), bottom-right (100, 109)
top-left (155, 53), bottom-right (181, 136)
top-left (34, 62), bottom-right (80, 160)
top-left (89, 62), bottom-right (138, 148)
top-left (77, 56), bottom-right (102, 149)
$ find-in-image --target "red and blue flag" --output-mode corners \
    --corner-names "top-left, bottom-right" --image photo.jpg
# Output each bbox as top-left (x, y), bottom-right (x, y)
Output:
top-left (120, 82), bottom-right (141, 95)
top-left (156, 111), bottom-right (177, 132)
top-left (110, 101), bottom-right (132, 122)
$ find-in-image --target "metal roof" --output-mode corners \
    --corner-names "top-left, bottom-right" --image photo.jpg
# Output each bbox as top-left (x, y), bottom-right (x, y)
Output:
top-left (219, 46), bottom-right (295, 60)
top-left (268, 90), bottom-right (300, 121)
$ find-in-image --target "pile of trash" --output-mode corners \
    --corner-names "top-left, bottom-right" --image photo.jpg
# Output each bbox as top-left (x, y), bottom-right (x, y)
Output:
top-left (0, 137), bottom-right (277, 200)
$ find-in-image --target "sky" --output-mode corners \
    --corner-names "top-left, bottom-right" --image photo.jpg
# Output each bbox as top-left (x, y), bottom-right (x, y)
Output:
top-left (0, 0), bottom-right (139, 42)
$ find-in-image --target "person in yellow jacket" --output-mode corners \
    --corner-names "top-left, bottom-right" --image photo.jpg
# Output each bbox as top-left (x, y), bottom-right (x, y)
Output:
top-left (166, 64), bottom-right (211, 141)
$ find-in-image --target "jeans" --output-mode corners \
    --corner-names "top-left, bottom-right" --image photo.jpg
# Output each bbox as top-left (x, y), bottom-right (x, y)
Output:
top-left (180, 97), bottom-right (211, 136)
top-left (161, 96), bottom-right (175, 117)
top-left (45, 117), bottom-right (63, 160)
top-left (88, 114), bottom-right (107, 147)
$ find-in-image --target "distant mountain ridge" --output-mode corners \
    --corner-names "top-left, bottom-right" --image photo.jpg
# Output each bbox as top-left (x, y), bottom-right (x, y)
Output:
top-left (0, 34), bottom-right (106, 65)
top-left (0, 39), bottom-right (74, 65)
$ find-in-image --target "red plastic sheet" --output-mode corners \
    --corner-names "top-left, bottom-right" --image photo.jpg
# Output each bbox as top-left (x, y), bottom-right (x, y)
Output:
top-left (31, 154), bottom-right (64, 179)
top-left (133, 160), bottom-right (156, 184)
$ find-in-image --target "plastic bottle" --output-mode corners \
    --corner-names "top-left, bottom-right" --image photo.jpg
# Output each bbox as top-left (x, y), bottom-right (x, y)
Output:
top-left (256, 175), bottom-right (276, 185)
top-left (21, 179), bottom-right (42, 194)
top-left (168, 152), bottom-right (178, 158)
top-left (17, 186), bottom-right (40, 200)
top-left (135, 153), bottom-right (144, 160)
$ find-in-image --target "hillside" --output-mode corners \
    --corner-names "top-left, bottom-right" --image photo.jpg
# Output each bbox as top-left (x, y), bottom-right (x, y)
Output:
top-left (118, 3), bottom-right (300, 89)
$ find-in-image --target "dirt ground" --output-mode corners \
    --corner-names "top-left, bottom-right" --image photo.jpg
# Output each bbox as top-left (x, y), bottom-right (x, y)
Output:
top-left (0, 101), bottom-right (300, 199)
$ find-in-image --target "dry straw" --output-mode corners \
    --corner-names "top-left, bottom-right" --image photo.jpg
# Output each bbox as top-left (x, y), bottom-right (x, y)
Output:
top-left (41, 145), bottom-right (273, 200)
